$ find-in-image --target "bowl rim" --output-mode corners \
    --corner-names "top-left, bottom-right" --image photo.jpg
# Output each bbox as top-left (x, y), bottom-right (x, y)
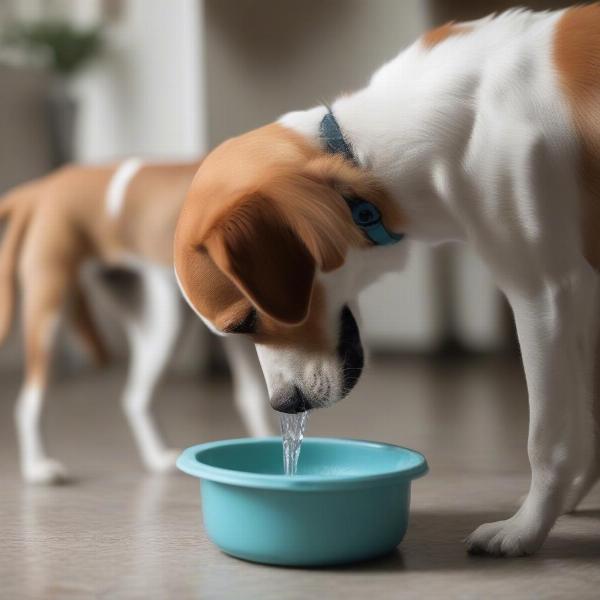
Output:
top-left (176, 437), bottom-right (428, 491)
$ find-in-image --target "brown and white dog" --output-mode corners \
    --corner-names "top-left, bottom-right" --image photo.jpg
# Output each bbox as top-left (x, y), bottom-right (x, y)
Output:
top-left (174, 7), bottom-right (600, 555)
top-left (0, 159), bottom-right (272, 484)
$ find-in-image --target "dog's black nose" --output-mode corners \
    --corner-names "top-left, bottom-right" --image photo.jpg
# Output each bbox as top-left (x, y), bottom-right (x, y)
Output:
top-left (270, 386), bottom-right (308, 414)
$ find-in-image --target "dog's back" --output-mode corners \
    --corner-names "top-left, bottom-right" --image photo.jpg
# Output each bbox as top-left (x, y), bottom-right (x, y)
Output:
top-left (0, 159), bottom-right (200, 355)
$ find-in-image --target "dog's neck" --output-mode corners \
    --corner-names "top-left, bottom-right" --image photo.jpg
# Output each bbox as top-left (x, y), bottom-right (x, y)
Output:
top-left (279, 45), bottom-right (486, 246)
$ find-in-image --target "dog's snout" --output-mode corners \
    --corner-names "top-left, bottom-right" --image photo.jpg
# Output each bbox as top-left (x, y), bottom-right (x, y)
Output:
top-left (270, 386), bottom-right (309, 414)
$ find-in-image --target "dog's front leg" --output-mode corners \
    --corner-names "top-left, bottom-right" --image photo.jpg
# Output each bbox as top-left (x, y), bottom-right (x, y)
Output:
top-left (120, 264), bottom-right (183, 472)
top-left (466, 271), bottom-right (597, 556)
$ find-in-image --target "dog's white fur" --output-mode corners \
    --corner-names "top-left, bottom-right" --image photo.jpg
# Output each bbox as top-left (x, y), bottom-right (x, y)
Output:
top-left (264, 9), bottom-right (598, 555)
top-left (10, 160), bottom-right (272, 484)
top-left (106, 158), bottom-right (144, 218)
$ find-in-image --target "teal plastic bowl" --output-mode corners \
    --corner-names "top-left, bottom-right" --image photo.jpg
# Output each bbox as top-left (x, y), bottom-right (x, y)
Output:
top-left (177, 437), bottom-right (427, 567)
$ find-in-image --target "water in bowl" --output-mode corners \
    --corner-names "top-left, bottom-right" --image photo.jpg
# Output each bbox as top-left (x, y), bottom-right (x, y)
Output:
top-left (279, 411), bottom-right (309, 475)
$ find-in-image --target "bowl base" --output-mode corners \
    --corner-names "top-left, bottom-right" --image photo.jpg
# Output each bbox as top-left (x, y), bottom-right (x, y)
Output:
top-left (218, 543), bottom-right (401, 568)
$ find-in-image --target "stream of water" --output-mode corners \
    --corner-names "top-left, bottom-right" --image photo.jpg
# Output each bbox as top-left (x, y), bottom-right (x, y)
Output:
top-left (279, 411), bottom-right (309, 475)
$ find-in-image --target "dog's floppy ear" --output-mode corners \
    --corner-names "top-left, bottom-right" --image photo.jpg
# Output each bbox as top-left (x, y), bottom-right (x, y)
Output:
top-left (204, 195), bottom-right (316, 325)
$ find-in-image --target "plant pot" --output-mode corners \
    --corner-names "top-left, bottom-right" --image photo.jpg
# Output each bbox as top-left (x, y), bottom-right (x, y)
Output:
top-left (46, 78), bottom-right (77, 166)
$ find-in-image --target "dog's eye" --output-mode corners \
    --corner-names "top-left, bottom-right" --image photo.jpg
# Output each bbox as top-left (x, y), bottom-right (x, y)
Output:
top-left (226, 309), bottom-right (257, 335)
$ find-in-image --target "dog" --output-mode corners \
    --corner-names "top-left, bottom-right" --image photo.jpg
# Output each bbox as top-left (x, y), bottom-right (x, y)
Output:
top-left (0, 159), bottom-right (272, 484)
top-left (173, 6), bottom-right (600, 556)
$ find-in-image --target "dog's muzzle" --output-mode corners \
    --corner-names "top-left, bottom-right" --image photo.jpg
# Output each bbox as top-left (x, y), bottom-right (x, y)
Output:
top-left (270, 306), bottom-right (364, 414)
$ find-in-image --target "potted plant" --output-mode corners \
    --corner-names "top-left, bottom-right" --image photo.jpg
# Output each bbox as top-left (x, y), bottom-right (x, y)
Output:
top-left (1, 20), bottom-right (103, 165)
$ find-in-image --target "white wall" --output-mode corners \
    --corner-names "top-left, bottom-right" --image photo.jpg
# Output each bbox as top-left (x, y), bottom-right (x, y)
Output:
top-left (72, 0), bottom-right (205, 162)
top-left (205, 0), bottom-right (428, 146)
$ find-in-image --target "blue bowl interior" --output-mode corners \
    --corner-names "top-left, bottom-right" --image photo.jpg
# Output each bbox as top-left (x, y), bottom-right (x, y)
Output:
top-left (178, 438), bottom-right (427, 489)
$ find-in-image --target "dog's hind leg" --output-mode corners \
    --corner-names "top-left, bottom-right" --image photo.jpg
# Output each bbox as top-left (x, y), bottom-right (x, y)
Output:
top-left (16, 260), bottom-right (73, 484)
top-left (117, 263), bottom-right (182, 472)
top-left (70, 283), bottom-right (110, 367)
top-left (221, 336), bottom-right (274, 437)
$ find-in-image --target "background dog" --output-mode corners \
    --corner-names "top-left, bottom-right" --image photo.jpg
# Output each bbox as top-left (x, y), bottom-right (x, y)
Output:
top-left (0, 159), bottom-right (272, 484)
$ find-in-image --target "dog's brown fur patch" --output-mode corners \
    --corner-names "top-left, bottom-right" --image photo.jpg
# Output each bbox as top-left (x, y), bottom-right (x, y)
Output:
top-left (422, 21), bottom-right (472, 49)
top-left (554, 4), bottom-right (600, 270)
top-left (120, 161), bottom-right (200, 264)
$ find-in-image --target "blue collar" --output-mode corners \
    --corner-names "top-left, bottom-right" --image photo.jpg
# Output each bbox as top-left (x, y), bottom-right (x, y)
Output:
top-left (319, 109), bottom-right (404, 246)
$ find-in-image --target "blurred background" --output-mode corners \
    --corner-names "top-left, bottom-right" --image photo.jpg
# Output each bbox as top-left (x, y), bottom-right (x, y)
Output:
top-left (2, 0), bottom-right (570, 375)
top-left (0, 0), bottom-right (575, 373)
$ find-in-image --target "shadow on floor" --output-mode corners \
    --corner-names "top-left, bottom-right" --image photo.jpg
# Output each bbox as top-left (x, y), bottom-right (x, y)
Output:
top-left (318, 509), bottom-right (600, 574)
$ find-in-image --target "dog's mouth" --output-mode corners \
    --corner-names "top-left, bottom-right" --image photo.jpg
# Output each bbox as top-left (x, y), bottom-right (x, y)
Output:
top-left (268, 306), bottom-right (364, 413)
top-left (337, 305), bottom-right (364, 397)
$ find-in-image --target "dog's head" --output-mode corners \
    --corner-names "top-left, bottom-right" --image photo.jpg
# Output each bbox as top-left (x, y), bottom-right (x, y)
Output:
top-left (174, 123), bottom-right (404, 413)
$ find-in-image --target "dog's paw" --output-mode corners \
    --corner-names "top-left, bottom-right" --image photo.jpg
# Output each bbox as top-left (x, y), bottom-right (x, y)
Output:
top-left (465, 515), bottom-right (545, 557)
top-left (145, 448), bottom-right (181, 473)
top-left (23, 459), bottom-right (69, 485)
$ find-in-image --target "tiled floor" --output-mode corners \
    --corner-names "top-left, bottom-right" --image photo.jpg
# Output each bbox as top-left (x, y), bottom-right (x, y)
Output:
top-left (1, 356), bottom-right (599, 599)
